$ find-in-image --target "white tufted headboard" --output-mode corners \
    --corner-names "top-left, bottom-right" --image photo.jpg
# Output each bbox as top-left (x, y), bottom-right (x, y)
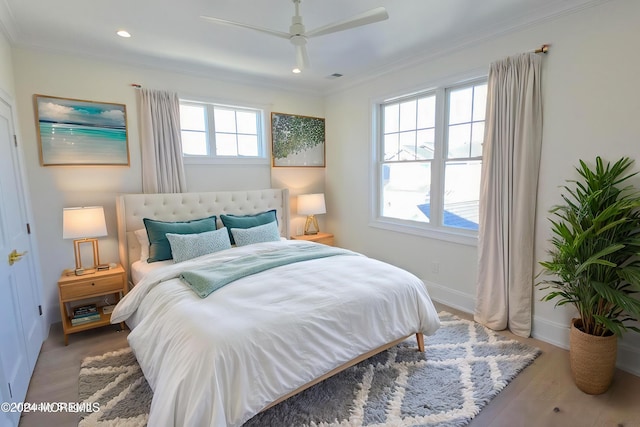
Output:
top-left (116, 189), bottom-right (290, 281)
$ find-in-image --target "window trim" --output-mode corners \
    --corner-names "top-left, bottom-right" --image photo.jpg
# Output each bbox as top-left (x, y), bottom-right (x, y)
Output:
top-left (369, 74), bottom-right (486, 247)
top-left (179, 96), bottom-right (270, 165)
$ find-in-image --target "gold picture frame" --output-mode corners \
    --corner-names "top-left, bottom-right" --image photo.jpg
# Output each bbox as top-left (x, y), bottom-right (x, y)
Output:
top-left (34, 94), bottom-right (130, 166)
top-left (271, 112), bottom-right (325, 167)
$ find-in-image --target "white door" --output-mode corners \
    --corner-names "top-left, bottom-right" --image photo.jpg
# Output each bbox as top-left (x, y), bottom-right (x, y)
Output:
top-left (0, 96), bottom-right (43, 426)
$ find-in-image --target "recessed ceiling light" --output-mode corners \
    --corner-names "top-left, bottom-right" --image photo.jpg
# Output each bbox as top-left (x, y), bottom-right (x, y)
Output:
top-left (116, 30), bottom-right (131, 38)
top-left (292, 67), bottom-right (302, 74)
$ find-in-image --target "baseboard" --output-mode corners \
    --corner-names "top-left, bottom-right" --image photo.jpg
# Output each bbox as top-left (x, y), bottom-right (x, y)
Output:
top-left (422, 279), bottom-right (475, 314)
top-left (531, 315), bottom-right (569, 350)
top-left (423, 279), bottom-right (640, 376)
top-left (617, 342), bottom-right (640, 377)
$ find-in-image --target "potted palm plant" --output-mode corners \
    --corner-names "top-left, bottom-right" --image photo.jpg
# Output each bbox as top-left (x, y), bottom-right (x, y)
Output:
top-left (538, 156), bottom-right (640, 394)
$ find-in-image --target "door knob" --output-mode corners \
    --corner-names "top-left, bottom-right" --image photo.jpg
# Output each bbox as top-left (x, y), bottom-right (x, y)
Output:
top-left (8, 249), bottom-right (27, 266)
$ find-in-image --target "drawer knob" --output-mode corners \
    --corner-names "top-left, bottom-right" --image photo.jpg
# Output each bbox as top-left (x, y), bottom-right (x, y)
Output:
top-left (91, 283), bottom-right (95, 286)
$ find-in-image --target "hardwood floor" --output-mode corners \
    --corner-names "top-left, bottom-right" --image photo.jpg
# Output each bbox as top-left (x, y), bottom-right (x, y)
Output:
top-left (442, 304), bottom-right (640, 427)
top-left (18, 304), bottom-right (640, 427)
top-left (18, 322), bottom-right (129, 427)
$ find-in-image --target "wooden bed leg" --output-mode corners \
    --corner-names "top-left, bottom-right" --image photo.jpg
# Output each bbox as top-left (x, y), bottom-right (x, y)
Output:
top-left (416, 333), bottom-right (424, 352)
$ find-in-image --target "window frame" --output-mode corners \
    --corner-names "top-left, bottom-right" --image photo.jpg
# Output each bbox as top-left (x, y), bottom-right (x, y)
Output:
top-left (370, 76), bottom-right (487, 246)
top-left (179, 98), bottom-right (269, 165)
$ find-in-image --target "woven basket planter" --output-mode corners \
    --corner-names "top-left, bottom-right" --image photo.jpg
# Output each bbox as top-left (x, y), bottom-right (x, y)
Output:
top-left (569, 318), bottom-right (617, 395)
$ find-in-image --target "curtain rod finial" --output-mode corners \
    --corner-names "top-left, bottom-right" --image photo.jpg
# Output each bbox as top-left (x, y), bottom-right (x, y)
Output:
top-left (535, 44), bottom-right (550, 54)
top-left (131, 83), bottom-right (142, 88)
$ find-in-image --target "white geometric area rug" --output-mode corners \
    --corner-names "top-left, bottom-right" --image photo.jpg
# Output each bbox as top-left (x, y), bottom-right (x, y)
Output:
top-left (78, 312), bottom-right (540, 427)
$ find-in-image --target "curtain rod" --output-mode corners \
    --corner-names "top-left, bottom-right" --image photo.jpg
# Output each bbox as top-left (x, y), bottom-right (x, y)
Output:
top-left (534, 44), bottom-right (550, 54)
top-left (131, 83), bottom-right (142, 88)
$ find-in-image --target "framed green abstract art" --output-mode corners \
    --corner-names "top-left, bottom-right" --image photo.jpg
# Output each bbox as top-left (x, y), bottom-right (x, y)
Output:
top-left (271, 112), bottom-right (325, 167)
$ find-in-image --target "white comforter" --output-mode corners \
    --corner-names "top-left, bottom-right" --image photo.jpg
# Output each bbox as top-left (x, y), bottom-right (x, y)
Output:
top-left (111, 240), bottom-right (440, 427)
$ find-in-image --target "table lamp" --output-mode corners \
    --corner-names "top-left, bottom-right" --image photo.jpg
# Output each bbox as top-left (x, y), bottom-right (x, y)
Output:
top-left (297, 193), bottom-right (326, 235)
top-left (63, 206), bottom-right (108, 275)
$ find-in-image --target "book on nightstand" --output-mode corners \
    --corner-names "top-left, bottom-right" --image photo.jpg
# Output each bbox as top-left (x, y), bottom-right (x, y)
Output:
top-left (70, 304), bottom-right (100, 325)
top-left (71, 313), bottom-right (101, 325)
top-left (72, 303), bottom-right (98, 317)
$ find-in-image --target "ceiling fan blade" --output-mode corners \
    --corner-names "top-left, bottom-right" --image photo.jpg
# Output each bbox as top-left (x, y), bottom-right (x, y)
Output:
top-left (295, 44), bottom-right (310, 70)
top-left (200, 15), bottom-right (290, 39)
top-left (306, 7), bottom-right (388, 38)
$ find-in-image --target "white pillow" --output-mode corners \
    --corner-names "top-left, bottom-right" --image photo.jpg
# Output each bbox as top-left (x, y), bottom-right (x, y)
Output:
top-left (134, 228), bottom-right (150, 262)
top-left (231, 221), bottom-right (281, 247)
top-left (166, 228), bottom-right (232, 263)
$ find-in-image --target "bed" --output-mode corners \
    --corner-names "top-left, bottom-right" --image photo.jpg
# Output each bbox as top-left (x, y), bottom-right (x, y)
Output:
top-left (112, 188), bottom-right (440, 427)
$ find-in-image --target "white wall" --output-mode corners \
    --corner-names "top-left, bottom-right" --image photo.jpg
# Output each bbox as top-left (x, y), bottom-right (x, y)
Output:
top-left (325, 0), bottom-right (640, 374)
top-left (12, 49), bottom-right (325, 328)
top-left (0, 29), bottom-right (14, 98)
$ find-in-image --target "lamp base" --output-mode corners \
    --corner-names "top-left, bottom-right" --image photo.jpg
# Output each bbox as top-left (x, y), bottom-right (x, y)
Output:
top-left (73, 237), bottom-right (102, 274)
top-left (304, 215), bottom-right (320, 235)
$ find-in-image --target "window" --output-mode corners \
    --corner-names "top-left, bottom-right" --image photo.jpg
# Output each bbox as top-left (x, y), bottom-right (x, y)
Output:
top-left (179, 101), bottom-right (266, 162)
top-left (376, 79), bottom-right (487, 240)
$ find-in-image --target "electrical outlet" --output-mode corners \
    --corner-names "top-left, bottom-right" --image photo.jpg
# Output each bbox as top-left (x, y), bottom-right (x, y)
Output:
top-left (431, 261), bottom-right (440, 274)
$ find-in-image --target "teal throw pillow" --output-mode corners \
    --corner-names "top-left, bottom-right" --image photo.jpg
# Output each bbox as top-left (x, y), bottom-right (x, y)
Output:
top-left (220, 210), bottom-right (277, 245)
top-left (166, 228), bottom-right (232, 263)
top-left (231, 221), bottom-right (281, 247)
top-left (143, 215), bottom-right (217, 262)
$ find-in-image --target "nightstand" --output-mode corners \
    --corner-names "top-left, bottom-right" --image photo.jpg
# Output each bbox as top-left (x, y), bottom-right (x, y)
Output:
top-left (291, 232), bottom-right (334, 246)
top-left (57, 264), bottom-right (127, 345)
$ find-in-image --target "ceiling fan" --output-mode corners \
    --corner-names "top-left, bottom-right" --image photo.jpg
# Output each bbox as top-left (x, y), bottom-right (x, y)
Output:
top-left (200, 0), bottom-right (389, 73)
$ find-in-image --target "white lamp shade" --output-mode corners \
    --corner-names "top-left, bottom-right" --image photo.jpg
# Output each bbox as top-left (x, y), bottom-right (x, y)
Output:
top-left (297, 193), bottom-right (326, 215)
top-left (63, 206), bottom-right (107, 239)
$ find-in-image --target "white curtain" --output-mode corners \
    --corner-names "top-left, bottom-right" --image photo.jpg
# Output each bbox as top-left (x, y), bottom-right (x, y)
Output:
top-left (474, 53), bottom-right (543, 337)
top-left (138, 88), bottom-right (186, 193)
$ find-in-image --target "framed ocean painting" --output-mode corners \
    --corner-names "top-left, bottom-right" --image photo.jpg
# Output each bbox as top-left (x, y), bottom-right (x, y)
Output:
top-left (34, 95), bottom-right (130, 166)
top-left (271, 112), bottom-right (325, 167)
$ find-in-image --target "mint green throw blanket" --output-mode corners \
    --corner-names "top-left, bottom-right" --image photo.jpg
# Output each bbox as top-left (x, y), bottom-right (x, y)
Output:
top-left (181, 245), bottom-right (356, 298)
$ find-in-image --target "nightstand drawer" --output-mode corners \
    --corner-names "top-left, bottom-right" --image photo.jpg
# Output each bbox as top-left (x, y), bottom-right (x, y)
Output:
top-left (59, 275), bottom-right (122, 300)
